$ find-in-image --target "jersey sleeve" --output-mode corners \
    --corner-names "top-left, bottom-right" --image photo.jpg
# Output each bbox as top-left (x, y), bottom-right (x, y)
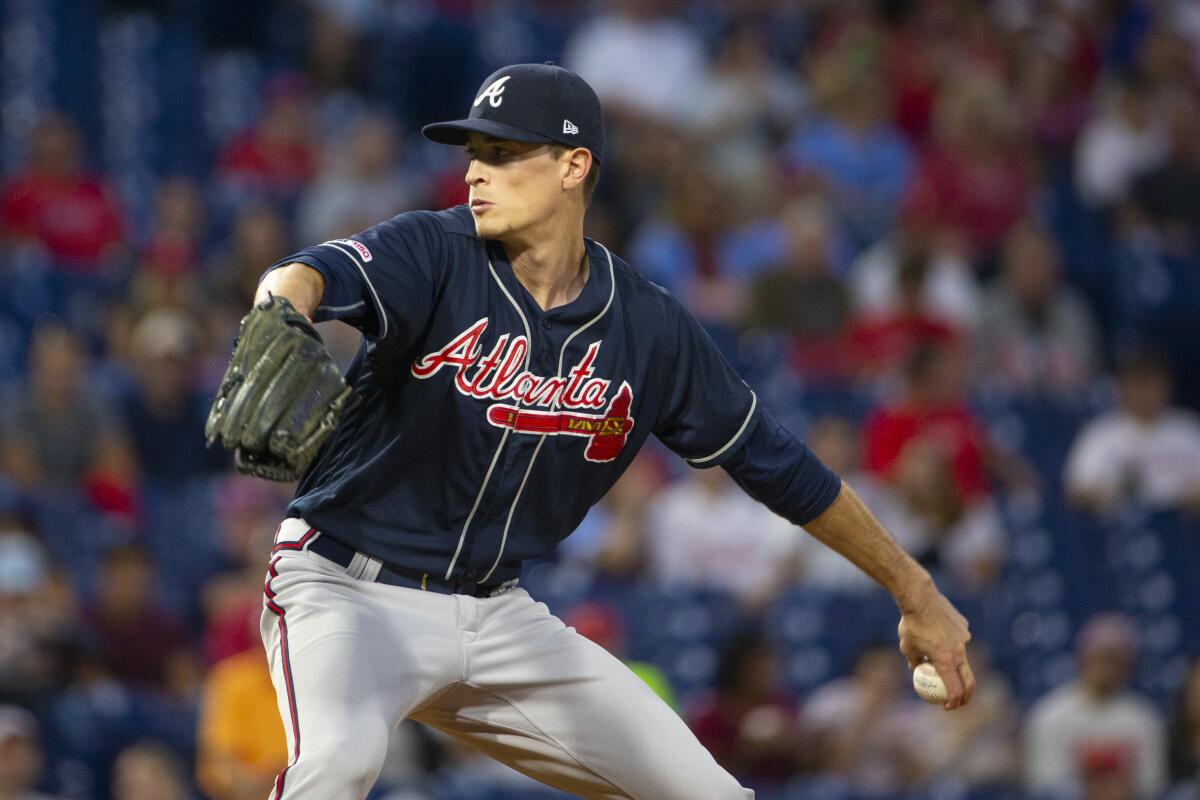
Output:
top-left (261, 210), bottom-right (446, 344)
top-left (720, 406), bottom-right (843, 526)
top-left (652, 296), bottom-right (759, 466)
top-left (652, 293), bottom-right (842, 526)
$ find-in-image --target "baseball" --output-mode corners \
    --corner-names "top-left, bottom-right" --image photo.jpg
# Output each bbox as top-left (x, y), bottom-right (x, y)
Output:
top-left (912, 662), bottom-right (949, 705)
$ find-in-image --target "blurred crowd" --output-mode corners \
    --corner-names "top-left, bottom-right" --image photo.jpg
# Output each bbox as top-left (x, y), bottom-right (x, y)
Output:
top-left (0, 0), bottom-right (1199, 799)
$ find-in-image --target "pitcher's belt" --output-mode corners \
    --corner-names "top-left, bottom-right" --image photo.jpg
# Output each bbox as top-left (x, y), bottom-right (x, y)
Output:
top-left (307, 532), bottom-right (518, 598)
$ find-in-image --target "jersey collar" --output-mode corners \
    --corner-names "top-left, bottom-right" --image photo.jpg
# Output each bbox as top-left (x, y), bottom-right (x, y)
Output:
top-left (486, 238), bottom-right (612, 326)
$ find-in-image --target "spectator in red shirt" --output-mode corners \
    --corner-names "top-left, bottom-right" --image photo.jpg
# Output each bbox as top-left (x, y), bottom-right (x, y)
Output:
top-left (689, 629), bottom-right (804, 791)
top-left (848, 238), bottom-right (961, 384)
top-left (864, 342), bottom-right (989, 500)
top-left (216, 73), bottom-right (318, 202)
top-left (0, 113), bottom-right (126, 274)
top-left (83, 543), bottom-right (197, 694)
top-left (129, 177), bottom-right (208, 315)
top-left (904, 68), bottom-right (1032, 263)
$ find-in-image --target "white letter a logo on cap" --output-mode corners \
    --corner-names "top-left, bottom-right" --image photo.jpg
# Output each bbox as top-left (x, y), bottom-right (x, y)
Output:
top-left (474, 76), bottom-right (511, 108)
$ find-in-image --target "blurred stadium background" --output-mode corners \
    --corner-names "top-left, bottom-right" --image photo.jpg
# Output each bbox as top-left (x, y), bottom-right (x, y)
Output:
top-left (0, 0), bottom-right (1199, 798)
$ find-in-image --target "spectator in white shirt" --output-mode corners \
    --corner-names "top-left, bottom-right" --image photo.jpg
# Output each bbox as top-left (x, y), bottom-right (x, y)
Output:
top-left (644, 467), bottom-right (801, 612)
top-left (803, 643), bottom-right (933, 796)
top-left (1065, 350), bottom-right (1200, 514)
top-left (563, 0), bottom-right (709, 127)
top-left (1025, 613), bottom-right (1168, 800)
top-left (973, 220), bottom-right (1102, 396)
top-left (296, 113), bottom-right (418, 244)
top-left (1074, 74), bottom-right (1168, 209)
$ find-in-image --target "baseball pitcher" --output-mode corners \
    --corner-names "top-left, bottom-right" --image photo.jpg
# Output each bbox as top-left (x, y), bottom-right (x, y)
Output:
top-left (206, 63), bottom-right (974, 800)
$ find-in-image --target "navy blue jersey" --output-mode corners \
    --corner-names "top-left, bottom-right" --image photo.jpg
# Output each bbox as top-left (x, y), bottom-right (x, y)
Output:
top-left (266, 206), bottom-right (841, 585)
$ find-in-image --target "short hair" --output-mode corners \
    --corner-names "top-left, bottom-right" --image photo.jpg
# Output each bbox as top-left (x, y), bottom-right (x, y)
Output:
top-left (550, 144), bottom-right (600, 206)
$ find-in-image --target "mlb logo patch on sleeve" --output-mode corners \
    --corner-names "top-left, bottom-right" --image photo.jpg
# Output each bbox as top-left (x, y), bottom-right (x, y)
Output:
top-left (328, 239), bottom-right (373, 262)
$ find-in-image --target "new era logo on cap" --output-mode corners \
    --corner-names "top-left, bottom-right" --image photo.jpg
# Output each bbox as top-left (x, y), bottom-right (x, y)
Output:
top-left (563, 120), bottom-right (579, 135)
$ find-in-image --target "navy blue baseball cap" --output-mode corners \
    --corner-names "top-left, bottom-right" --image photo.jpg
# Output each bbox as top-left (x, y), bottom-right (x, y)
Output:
top-left (422, 63), bottom-right (604, 164)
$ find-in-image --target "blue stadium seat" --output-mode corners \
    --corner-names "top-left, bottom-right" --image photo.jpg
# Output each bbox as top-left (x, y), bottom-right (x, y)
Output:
top-left (764, 587), bottom-right (898, 696)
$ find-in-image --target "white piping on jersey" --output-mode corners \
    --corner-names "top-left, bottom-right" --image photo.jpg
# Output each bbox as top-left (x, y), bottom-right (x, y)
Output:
top-left (323, 241), bottom-right (390, 340)
top-left (686, 390), bottom-right (758, 465)
top-left (317, 300), bottom-right (366, 313)
top-left (443, 256), bottom-right (533, 580)
top-left (480, 243), bottom-right (617, 584)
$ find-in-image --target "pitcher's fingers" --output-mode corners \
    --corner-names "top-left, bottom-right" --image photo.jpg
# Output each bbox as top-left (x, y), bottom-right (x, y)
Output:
top-left (933, 656), bottom-right (966, 709)
top-left (958, 658), bottom-right (977, 706)
top-left (898, 637), bottom-right (922, 669)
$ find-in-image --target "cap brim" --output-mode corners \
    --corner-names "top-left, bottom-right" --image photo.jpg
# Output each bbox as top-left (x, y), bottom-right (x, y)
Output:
top-left (421, 118), bottom-right (558, 147)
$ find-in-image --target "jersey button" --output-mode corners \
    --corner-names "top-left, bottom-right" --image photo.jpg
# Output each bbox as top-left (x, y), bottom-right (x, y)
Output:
top-left (464, 569), bottom-right (479, 580)
top-left (541, 318), bottom-right (552, 330)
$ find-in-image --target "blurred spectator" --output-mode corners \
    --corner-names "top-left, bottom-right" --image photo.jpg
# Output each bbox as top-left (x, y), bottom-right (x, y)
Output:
top-left (556, 454), bottom-right (662, 579)
top-left (563, 0), bottom-right (708, 126)
top-left (1129, 94), bottom-right (1200, 254)
top-left (201, 475), bottom-right (289, 667)
top-left (0, 114), bottom-right (126, 275)
top-left (111, 741), bottom-right (190, 800)
top-left (917, 644), bottom-right (1020, 793)
top-left (296, 113), bottom-right (418, 243)
top-left (743, 197), bottom-right (851, 382)
top-left (688, 629), bottom-right (802, 791)
top-left (139, 178), bottom-right (206, 280)
top-left (1012, 43), bottom-right (1092, 157)
top-left (0, 705), bottom-right (58, 799)
top-left (0, 508), bottom-right (78, 705)
top-left (627, 170), bottom-right (750, 329)
top-left (848, 226), bottom-right (979, 331)
top-left (904, 68), bottom-right (1032, 261)
top-left (692, 18), bottom-right (806, 194)
top-left (563, 602), bottom-right (676, 711)
top-left (208, 205), bottom-right (290, 309)
top-left (786, 44), bottom-right (913, 249)
top-left (196, 605), bottom-right (285, 800)
top-left (874, 435), bottom-right (1006, 594)
top-left (863, 343), bottom-right (989, 500)
top-left (848, 240), bottom-right (962, 384)
top-left (127, 178), bottom-right (208, 318)
top-left (793, 415), bottom-right (884, 591)
top-left (973, 220), bottom-right (1102, 396)
top-left (0, 323), bottom-right (138, 511)
top-left (803, 642), bottom-right (931, 796)
top-left (1065, 350), bottom-right (1200, 514)
top-left (1168, 658), bottom-right (1200, 785)
top-left (119, 310), bottom-right (226, 485)
top-left (1074, 74), bottom-right (1168, 209)
top-left (305, 3), bottom-right (374, 94)
top-left (83, 544), bottom-right (194, 693)
top-left (44, 642), bottom-right (140, 796)
top-left (201, 475), bottom-right (291, 666)
top-left (217, 73), bottom-right (318, 203)
top-left (1025, 613), bottom-right (1167, 800)
top-left (644, 467), bottom-right (801, 612)
top-left (1133, 24), bottom-right (1195, 96)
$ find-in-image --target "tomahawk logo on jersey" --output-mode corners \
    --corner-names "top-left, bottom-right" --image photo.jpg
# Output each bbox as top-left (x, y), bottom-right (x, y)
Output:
top-left (262, 205), bottom-right (840, 586)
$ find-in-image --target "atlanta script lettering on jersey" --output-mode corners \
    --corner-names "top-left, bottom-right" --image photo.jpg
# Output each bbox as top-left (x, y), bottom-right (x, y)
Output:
top-left (411, 318), bottom-right (634, 461)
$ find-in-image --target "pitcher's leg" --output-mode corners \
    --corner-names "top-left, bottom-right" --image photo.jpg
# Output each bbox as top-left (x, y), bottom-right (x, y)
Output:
top-left (413, 591), bottom-right (753, 800)
top-left (259, 551), bottom-right (459, 799)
